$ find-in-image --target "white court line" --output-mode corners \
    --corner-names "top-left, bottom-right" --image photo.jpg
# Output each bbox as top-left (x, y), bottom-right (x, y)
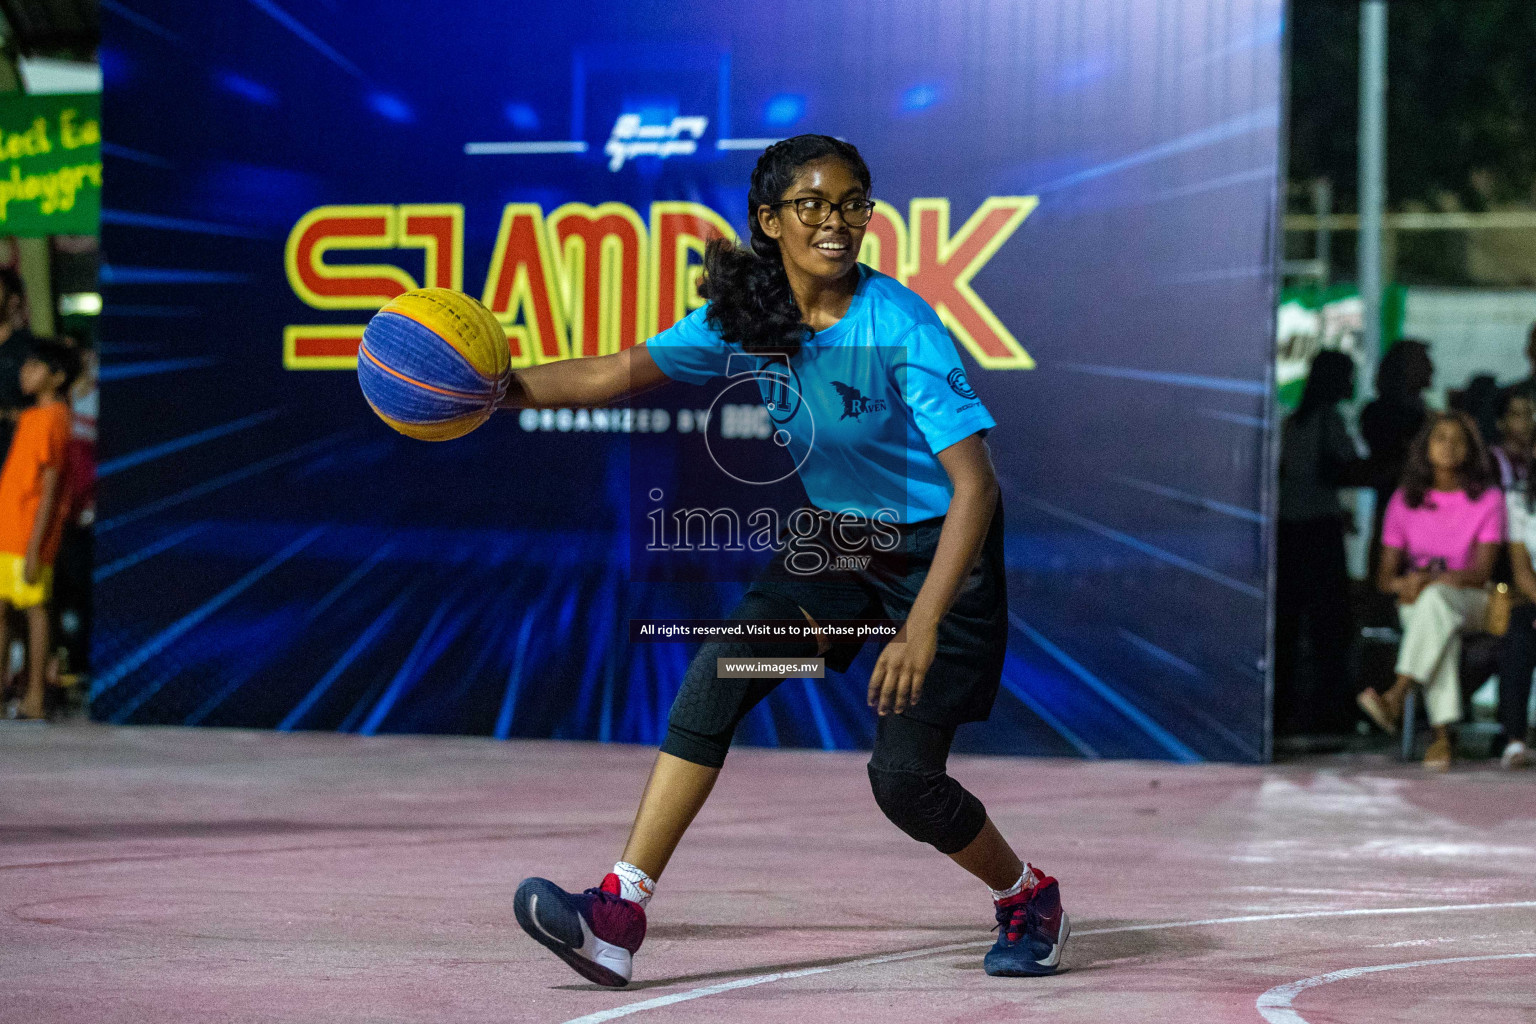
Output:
top-left (559, 900), bottom-right (1536, 1024)
top-left (1256, 952), bottom-right (1536, 1024)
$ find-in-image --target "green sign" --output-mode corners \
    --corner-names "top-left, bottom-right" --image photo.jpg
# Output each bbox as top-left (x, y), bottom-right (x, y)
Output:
top-left (1276, 283), bottom-right (1405, 409)
top-left (0, 93), bottom-right (100, 237)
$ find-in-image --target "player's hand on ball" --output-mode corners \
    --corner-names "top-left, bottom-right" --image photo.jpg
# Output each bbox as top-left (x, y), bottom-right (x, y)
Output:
top-left (868, 620), bottom-right (938, 716)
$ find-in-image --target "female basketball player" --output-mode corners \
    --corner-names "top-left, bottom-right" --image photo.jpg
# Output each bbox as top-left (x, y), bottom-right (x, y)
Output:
top-left (500, 135), bottom-right (1067, 985)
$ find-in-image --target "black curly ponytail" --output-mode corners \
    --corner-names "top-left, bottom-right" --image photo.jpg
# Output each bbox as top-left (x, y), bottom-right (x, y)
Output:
top-left (699, 134), bottom-right (872, 358)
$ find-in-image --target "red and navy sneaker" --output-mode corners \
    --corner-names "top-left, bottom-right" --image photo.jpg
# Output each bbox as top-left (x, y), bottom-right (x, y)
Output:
top-left (984, 865), bottom-right (1070, 977)
top-left (514, 873), bottom-right (646, 987)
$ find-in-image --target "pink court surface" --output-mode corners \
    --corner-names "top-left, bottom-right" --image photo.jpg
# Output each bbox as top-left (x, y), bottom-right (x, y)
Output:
top-left (1, 725), bottom-right (1532, 1024)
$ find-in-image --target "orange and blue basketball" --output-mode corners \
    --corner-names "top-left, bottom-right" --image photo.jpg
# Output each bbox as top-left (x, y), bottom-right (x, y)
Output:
top-left (358, 288), bottom-right (511, 441)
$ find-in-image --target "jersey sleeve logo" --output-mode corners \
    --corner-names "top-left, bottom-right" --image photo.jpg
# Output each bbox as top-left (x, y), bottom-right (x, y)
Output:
top-left (946, 368), bottom-right (977, 399)
top-left (831, 380), bottom-right (888, 420)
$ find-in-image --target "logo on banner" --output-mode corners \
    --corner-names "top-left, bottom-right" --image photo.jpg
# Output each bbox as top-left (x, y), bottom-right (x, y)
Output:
top-left (605, 114), bottom-right (709, 171)
top-left (282, 196), bottom-right (1039, 372)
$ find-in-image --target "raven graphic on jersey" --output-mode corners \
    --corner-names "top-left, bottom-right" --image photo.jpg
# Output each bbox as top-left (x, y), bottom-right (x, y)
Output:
top-left (831, 381), bottom-right (889, 421)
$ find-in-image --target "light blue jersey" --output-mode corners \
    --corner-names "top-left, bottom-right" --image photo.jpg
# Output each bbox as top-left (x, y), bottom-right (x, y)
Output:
top-left (644, 264), bottom-right (996, 522)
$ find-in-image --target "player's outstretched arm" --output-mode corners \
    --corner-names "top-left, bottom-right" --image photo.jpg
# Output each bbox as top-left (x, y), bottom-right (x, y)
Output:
top-left (498, 343), bottom-right (671, 411)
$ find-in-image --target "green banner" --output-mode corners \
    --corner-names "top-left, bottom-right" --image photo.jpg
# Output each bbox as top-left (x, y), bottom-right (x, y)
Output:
top-left (0, 93), bottom-right (100, 237)
top-left (1276, 282), bottom-right (1405, 409)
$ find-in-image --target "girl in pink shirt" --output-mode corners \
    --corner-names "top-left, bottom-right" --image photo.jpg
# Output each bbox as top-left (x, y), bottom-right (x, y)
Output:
top-left (1358, 411), bottom-right (1505, 770)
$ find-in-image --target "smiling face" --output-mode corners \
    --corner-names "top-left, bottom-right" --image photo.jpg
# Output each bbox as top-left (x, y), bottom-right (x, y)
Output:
top-left (757, 157), bottom-right (868, 287)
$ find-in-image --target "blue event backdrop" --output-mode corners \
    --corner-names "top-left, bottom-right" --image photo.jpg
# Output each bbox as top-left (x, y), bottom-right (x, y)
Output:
top-left (97, 0), bottom-right (1284, 762)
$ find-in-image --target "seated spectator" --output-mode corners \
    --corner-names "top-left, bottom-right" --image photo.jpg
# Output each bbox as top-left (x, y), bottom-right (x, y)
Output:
top-left (1495, 484), bottom-right (1536, 769)
top-left (1489, 388), bottom-right (1535, 493)
top-left (1357, 411), bottom-right (1504, 771)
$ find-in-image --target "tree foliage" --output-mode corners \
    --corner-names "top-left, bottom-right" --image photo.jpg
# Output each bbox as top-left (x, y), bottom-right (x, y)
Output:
top-left (1290, 0), bottom-right (1536, 212)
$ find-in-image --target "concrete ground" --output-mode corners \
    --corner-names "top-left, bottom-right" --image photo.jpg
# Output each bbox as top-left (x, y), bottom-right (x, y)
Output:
top-left (0, 724), bottom-right (1532, 1024)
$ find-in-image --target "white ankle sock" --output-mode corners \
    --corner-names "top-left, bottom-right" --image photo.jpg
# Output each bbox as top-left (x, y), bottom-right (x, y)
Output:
top-left (989, 867), bottom-right (1037, 903)
top-left (612, 861), bottom-right (655, 907)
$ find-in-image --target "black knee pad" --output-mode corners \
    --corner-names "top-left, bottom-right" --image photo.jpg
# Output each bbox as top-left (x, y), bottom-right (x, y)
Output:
top-left (866, 763), bottom-right (987, 855)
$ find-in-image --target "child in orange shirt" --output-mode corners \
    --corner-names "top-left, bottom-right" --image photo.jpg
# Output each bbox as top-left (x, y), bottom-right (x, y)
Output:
top-left (0, 341), bottom-right (79, 720)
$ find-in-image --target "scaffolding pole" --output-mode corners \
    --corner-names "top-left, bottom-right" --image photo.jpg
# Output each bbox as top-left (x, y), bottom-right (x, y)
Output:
top-left (1358, 0), bottom-right (1388, 387)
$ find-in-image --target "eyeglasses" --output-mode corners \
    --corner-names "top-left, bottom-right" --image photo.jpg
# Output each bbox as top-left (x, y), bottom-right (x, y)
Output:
top-left (766, 197), bottom-right (877, 228)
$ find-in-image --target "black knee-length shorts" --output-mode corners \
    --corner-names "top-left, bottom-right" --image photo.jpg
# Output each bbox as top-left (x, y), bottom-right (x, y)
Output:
top-left (661, 495), bottom-right (1008, 768)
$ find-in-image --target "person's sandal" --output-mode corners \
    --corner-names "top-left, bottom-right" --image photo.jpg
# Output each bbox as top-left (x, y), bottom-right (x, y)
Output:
top-left (1422, 734), bottom-right (1453, 772)
top-left (1357, 687), bottom-right (1400, 736)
